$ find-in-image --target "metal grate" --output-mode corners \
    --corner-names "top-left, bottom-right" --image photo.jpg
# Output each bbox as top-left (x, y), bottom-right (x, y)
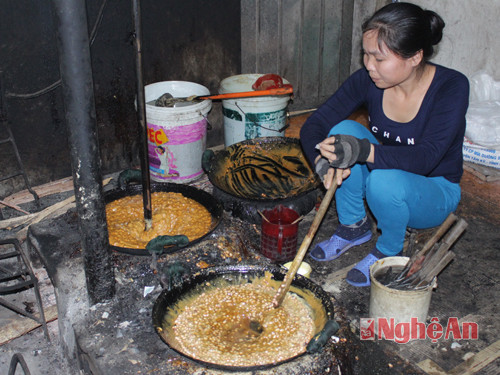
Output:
top-left (0, 238), bottom-right (49, 341)
top-left (0, 71), bottom-right (39, 219)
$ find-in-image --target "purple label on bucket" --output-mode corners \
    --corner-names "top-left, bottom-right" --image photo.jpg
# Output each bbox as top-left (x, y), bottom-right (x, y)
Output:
top-left (148, 120), bottom-right (206, 145)
top-left (150, 170), bottom-right (203, 182)
top-left (147, 119), bottom-right (206, 180)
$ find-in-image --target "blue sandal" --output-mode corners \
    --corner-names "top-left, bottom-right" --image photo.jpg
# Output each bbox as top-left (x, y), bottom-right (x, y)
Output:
top-left (310, 231), bottom-right (372, 261)
top-left (309, 217), bottom-right (372, 262)
top-left (346, 249), bottom-right (403, 287)
top-left (345, 253), bottom-right (379, 287)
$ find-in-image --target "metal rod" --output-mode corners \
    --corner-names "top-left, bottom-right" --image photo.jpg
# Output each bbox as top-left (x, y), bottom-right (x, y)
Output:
top-left (391, 213), bottom-right (457, 283)
top-left (53, 0), bottom-right (115, 304)
top-left (132, 0), bottom-right (152, 231)
top-left (287, 108), bottom-right (317, 118)
top-left (8, 353), bottom-right (31, 375)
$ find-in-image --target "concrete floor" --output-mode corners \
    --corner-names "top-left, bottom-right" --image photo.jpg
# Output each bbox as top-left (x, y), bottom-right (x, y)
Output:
top-left (0, 145), bottom-right (499, 374)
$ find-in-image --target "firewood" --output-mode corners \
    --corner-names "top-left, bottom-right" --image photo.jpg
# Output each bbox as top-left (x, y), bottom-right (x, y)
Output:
top-left (0, 199), bottom-right (31, 214)
top-left (2, 176), bottom-right (74, 206)
top-left (0, 177), bottom-right (112, 234)
top-left (0, 213), bottom-right (38, 230)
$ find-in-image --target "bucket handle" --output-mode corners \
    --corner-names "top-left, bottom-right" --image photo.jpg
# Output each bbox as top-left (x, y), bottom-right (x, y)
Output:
top-left (199, 111), bottom-right (212, 130)
top-left (234, 102), bottom-right (289, 133)
top-left (277, 226), bottom-right (283, 254)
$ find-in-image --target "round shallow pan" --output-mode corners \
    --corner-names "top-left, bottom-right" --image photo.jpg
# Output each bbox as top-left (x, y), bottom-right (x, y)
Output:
top-left (104, 183), bottom-right (223, 256)
top-left (152, 264), bottom-right (335, 371)
top-left (203, 137), bottom-right (321, 224)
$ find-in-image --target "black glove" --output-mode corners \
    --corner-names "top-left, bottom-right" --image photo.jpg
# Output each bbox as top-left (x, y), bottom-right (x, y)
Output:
top-left (329, 134), bottom-right (371, 169)
top-left (314, 158), bottom-right (330, 182)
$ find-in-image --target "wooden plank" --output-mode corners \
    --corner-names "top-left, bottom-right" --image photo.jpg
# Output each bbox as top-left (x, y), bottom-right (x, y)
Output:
top-left (463, 162), bottom-right (500, 182)
top-left (0, 199), bottom-right (30, 214)
top-left (285, 112), bottom-right (314, 138)
top-left (240, 0), bottom-right (258, 73)
top-left (284, 107), bottom-right (368, 139)
top-left (322, 263), bottom-right (357, 294)
top-left (280, 0), bottom-right (303, 92)
top-left (417, 359), bottom-right (447, 375)
top-left (328, 263), bottom-right (355, 281)
top-left (15, 198), bottom-right (76, 241)
top-left (448, 340), bottom-right (500, 375)
top-left (323, 263), bottom-right (357, 288)
top-left (417, 340), bottom-right (500, 375)
top-left (338, 0), bottom-right (354, 83)
top-left (300, 0), bottom-right (323, 103)
top-left (0, 177), bottom-right (111, 233)
top-left (320, 0), bottom-right (343, 98)
top-left (0, 213), bottom-right (38, 230)
top-left (3, 176), bottom-right (74, 206)
top-left (0, 304), bottom-right (58, 346)
top-left (0, 195), bottom-right (76, 232)
top-left (241, 0), bottom-right (354, 110)
top-left (257, 0), bottom-right (280, 73)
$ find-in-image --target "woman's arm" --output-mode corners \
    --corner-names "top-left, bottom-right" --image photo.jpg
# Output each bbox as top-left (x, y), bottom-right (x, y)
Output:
top-left (300, 69), bottom-right (371, 166)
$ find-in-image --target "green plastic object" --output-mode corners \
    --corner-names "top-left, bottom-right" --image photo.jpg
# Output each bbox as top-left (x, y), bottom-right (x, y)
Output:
top-left (201, 149), bottom-right (215, 172)
top-left (146, 235), bottom-right (189, 255)
top-left (306, 320), bottom-right (340, 353)
top-left (118, 169), bottom-right (142, 189)
top-left (160, 261), bottom-right (189, 290)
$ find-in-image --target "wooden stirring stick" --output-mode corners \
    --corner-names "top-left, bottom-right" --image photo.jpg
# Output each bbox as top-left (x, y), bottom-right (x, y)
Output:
top-left (272, 171), bottom-right (339, 308)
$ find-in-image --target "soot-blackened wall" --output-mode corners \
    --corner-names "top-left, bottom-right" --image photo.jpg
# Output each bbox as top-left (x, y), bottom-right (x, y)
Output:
top-left (0, 0), bottom-right (240, 196)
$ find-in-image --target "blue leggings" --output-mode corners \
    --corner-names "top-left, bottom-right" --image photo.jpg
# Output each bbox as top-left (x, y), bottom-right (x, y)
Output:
top-left (328, 120), bottom-right (461, 256)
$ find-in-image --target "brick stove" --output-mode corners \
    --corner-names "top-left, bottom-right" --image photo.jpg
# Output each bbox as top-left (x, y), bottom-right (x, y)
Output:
top-left (25, 179), bottom-right (353, 375)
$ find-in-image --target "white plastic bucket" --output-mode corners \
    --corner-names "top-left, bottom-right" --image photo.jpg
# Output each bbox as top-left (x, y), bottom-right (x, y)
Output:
top-left (144, 81), bottom-right (211, 183)
top-left (369, 256), bottom-right (435, 331)
top-left (219, 74), bottom-right (291, 147)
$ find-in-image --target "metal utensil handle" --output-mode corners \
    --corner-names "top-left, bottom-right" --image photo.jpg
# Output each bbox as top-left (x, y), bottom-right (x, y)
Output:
top-left (395, 213), bottom-right (458, 281)
top-left (132, 0), bottom-right (152, 231)
top-left (200, 86), bottom-right (293, 100)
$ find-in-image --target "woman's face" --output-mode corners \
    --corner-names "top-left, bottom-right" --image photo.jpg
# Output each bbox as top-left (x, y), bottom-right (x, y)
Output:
top-left (362, 30), bottom-right (420, 89)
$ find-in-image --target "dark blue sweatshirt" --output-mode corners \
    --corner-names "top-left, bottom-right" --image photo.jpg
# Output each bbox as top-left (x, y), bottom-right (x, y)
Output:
top-left (300, 64), bottom-right (469, 183)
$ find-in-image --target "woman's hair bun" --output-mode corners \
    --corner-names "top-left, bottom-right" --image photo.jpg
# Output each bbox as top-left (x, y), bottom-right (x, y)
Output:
top-left (424, 9), bottom-right (445, 45)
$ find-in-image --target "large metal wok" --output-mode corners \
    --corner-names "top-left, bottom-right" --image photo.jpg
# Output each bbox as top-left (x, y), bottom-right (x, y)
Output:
top-left (152, 264), bottom-right (335, 371)
top-left (202, 137), bottom-right (321, 224)
top-left (104, 182), bottom-right (223, 256)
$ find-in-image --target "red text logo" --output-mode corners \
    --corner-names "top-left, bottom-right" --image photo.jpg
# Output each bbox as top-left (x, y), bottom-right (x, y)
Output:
top-left (360, 317), bottom-right (478, 344)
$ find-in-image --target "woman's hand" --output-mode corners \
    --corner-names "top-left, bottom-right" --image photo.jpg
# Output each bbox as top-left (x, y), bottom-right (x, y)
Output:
top-left (314, 154), bottom-right (350, 189)
top-left (316, 136), bottom-right (338, 162)
top-left (324, 167), bottom-right (350, 189)
top-left (314, 135), bottom-right (362, 189)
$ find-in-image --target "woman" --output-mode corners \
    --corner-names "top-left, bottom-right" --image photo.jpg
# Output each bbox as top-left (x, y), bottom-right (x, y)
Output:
top-left (300, 2), bottom-right (469, 287)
